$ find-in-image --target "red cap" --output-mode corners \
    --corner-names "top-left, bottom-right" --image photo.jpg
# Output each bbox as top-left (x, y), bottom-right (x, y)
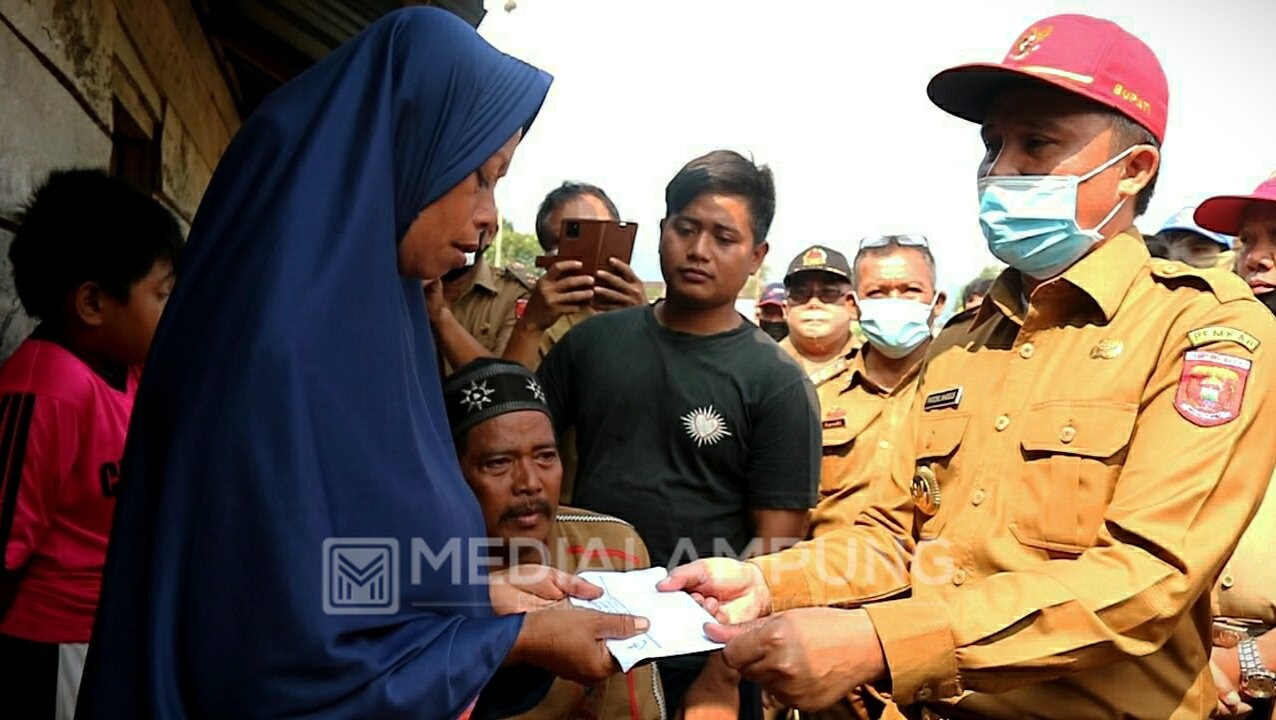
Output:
top-left (1194, 176), bottom-right (1276, 236)
top-left (927, 15), bottom-right (1168, 143)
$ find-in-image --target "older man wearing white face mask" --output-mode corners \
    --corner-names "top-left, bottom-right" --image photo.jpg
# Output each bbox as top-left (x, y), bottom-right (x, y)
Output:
top-left (806, 234), bottom-right (946, 540)
top-left (763, 235), bottom-right (946, 720)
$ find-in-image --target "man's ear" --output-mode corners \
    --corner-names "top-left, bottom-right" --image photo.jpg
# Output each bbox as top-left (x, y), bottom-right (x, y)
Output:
top-left (73, 282), bottom-right (106, 327)
top-left (1118, 145), bottom-right (1160, 200)
top-left (750, 241), bottom-right (769, 274)
top-left (931, 290), bottom-right (949, 324)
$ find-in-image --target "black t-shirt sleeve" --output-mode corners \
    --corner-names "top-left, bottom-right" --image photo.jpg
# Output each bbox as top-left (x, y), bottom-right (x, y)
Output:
top-left (536, 329), bottom-right (575, 436)
top-left (744, 377), bottom-right (820, 509)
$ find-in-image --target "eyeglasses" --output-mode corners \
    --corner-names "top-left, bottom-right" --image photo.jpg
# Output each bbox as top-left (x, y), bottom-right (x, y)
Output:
top-left (786, 286), bottom-right (851, 306)
top-left (858, 234), bottom-right (930, 249)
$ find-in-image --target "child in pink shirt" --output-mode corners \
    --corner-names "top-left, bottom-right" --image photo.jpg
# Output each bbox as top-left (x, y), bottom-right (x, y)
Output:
top-left (0, 169), bottom-right (180, 719)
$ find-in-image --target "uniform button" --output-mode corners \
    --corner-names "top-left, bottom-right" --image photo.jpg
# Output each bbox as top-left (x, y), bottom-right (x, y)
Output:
top-left (1222, 574), bottom-right (1235, 589)
top-left (1059, 426), bottom-right (1077, 443)
top-left (878, 440), bottom-right (891, 450)
top-left (952, 569), bottom-right (967, 586)
top-left (1019, 343), bottom-right (1035, 359)
top-left (915, 686), bottom-right (933, 701)
top-left (971, 489), bottom-right (986, 506)
top-left (995, 414), bottom-right (1011, 431)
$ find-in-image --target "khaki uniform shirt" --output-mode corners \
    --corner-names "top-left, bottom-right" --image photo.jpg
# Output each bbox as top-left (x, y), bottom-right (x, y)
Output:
top-left (538, 309), bottom-right (597, 369)
top-left (755, 231), bottom-right (1276, 719)
top-left (1213, 469), bottom-right (1276, 632)
top-left (511, 507), bottom-right (664, 720)
top-left (809, 346), bottom-right (922, 541)
top-left (447, 259), bottom-right (532, 372)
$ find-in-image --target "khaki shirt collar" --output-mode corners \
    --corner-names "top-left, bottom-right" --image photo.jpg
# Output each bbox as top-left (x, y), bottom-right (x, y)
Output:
top-left (974, 228), bottom-right (1149, 329)
top-left (845, 343), bottom-right (922, 397)
top-left (470, 257), bottom-right (498, 294)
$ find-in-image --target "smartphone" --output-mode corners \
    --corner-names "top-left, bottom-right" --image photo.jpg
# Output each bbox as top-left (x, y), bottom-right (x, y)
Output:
top-left (535, 219), bottom-right (638, 276)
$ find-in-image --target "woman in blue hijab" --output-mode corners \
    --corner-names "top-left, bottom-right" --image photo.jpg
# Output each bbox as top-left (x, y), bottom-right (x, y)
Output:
top-left (75, 8), bottom-right (641, 719)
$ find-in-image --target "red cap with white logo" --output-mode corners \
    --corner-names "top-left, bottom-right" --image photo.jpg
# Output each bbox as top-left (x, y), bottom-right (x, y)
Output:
top-left (927, 14), bottom-right (1169, 143)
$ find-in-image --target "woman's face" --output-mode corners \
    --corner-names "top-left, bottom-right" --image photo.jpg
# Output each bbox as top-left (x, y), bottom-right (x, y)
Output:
top-left (399, 130), bottom-right (522, 280)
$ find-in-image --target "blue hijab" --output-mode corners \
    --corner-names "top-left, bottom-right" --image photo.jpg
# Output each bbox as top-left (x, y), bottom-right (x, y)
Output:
top-left (77, 8), bottom-right (551, 718)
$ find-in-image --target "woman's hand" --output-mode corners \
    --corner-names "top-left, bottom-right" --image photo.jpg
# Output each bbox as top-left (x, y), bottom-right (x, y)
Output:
top-left (509, 605), bottom-right (648, 685)
top-left (423, 279), bottom-right (448, 324)
top-left (488, 564), bottom-right (603, 615)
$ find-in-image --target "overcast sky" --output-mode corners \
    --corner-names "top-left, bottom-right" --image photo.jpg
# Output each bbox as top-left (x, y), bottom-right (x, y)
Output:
top-left (478, 0), bottom-right (1276, 300)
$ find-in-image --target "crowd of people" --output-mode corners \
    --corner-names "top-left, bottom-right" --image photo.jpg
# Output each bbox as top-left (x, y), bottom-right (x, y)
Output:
top-left (0, 6), bottom-right (1274, 720)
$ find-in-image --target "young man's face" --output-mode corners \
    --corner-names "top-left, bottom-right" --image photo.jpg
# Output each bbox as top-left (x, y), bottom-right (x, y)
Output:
top-left (97, 258), bottom-right (176, 366)
top-left (659, 193), bottom-right (767, 309)
top-left (980, 84), bottom-right (1156, 234)
top-left (1237, 203), bottom-right (1276, 303)
top-left (459, 410), bottom-right (562, 559)
top-left (785, 272), bottom-right (852, 346)
top-left (399, 130), bottom-right (520, 280)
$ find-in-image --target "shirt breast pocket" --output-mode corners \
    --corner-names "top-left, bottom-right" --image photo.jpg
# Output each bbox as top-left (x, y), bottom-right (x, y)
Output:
top-left (1011, 400), bottom-right (1138, 555)
top-left (914, 411), bottom-right (969, 537)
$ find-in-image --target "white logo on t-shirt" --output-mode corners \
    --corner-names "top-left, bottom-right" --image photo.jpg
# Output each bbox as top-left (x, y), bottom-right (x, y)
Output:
top-left (681, 406), bottom-right (733, 447)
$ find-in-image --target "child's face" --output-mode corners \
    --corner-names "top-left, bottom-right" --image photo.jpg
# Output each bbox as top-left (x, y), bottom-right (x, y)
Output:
top-left (97, 259), bottom-right (176, 366)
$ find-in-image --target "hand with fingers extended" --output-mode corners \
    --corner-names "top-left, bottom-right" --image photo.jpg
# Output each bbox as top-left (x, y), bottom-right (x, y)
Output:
top-left (521, 260), bottom-right (595, 330)
top-left (704, 608), bottom-right (886, 712)
top-left (592, 257), bottom-right (646, 311)
top-left (488, 564), bottom-right (603, 615)
top-left (508, 604), bottom-right (649, 685)
top-left (657, 558), bottom-right (772, 624)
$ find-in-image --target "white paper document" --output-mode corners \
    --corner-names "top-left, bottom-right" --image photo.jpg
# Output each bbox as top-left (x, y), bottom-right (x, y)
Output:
top-left (569, 566), bottom-right (725, 672)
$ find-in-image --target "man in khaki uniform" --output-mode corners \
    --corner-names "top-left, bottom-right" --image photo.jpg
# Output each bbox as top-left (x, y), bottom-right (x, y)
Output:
top-left (445, 358), bottom-right (663, 720)
top-left (808, 237), bottom-right (945, 548)
top-left (776, 237), bottom-right (944, 720)
top-left (663, 14), bottom-right (1276, 720)
top-left (778, 245), bottom-right (859, 380)
top-left (441, 247), bottom-right (533, 371)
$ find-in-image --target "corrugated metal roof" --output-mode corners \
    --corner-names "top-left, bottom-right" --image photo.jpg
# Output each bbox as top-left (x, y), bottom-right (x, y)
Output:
top-left (196, 0), bottom-right (485, 117)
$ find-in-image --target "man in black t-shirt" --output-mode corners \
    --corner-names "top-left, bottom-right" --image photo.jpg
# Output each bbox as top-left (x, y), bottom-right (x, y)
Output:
top-left (538, 149), bottom-right (819, 719)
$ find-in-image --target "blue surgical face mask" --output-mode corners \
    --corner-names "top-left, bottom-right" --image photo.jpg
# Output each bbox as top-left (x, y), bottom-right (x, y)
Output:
top-left (977, 146), bottom-right (1137, 279)
top-left (854, 295), bottom-right (937, 359)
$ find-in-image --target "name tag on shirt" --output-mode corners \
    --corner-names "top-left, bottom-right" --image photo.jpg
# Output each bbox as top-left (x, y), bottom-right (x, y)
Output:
top-left (924, 387), bottom-right (963, 412)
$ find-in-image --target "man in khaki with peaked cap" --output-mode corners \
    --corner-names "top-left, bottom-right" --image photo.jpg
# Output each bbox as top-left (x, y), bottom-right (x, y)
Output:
top-left (662, 14), bottom-right (1276, 720)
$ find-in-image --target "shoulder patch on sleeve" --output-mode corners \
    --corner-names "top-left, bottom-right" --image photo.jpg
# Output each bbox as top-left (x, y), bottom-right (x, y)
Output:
top-left (1150, 262), bottom-right (1253, 304)
top-left (501, 265), bottom-right (537, 290)
top-left (1175, 350), bottom-right (1251, 427)
top-left (1187, 326), bottom-right (1261, 353)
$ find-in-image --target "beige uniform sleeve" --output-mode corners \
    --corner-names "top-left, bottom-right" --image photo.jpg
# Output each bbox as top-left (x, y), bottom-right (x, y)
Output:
top-left (864, 300), bottom-right (1276, 704)
top-left (491, 274), bottom-right (531, 356)
top-left (750, 398), bottom-right (920, 610)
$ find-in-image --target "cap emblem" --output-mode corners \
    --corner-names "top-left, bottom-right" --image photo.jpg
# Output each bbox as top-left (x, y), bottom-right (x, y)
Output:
top-left (802, 248), bottom-right (828, 267)
top-left (1009, 25), bottom-right (1052, 61)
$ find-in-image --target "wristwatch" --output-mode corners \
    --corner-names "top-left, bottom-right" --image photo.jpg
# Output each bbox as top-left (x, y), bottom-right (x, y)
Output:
top-left (1238, 637), bottom-right (1276, 700)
